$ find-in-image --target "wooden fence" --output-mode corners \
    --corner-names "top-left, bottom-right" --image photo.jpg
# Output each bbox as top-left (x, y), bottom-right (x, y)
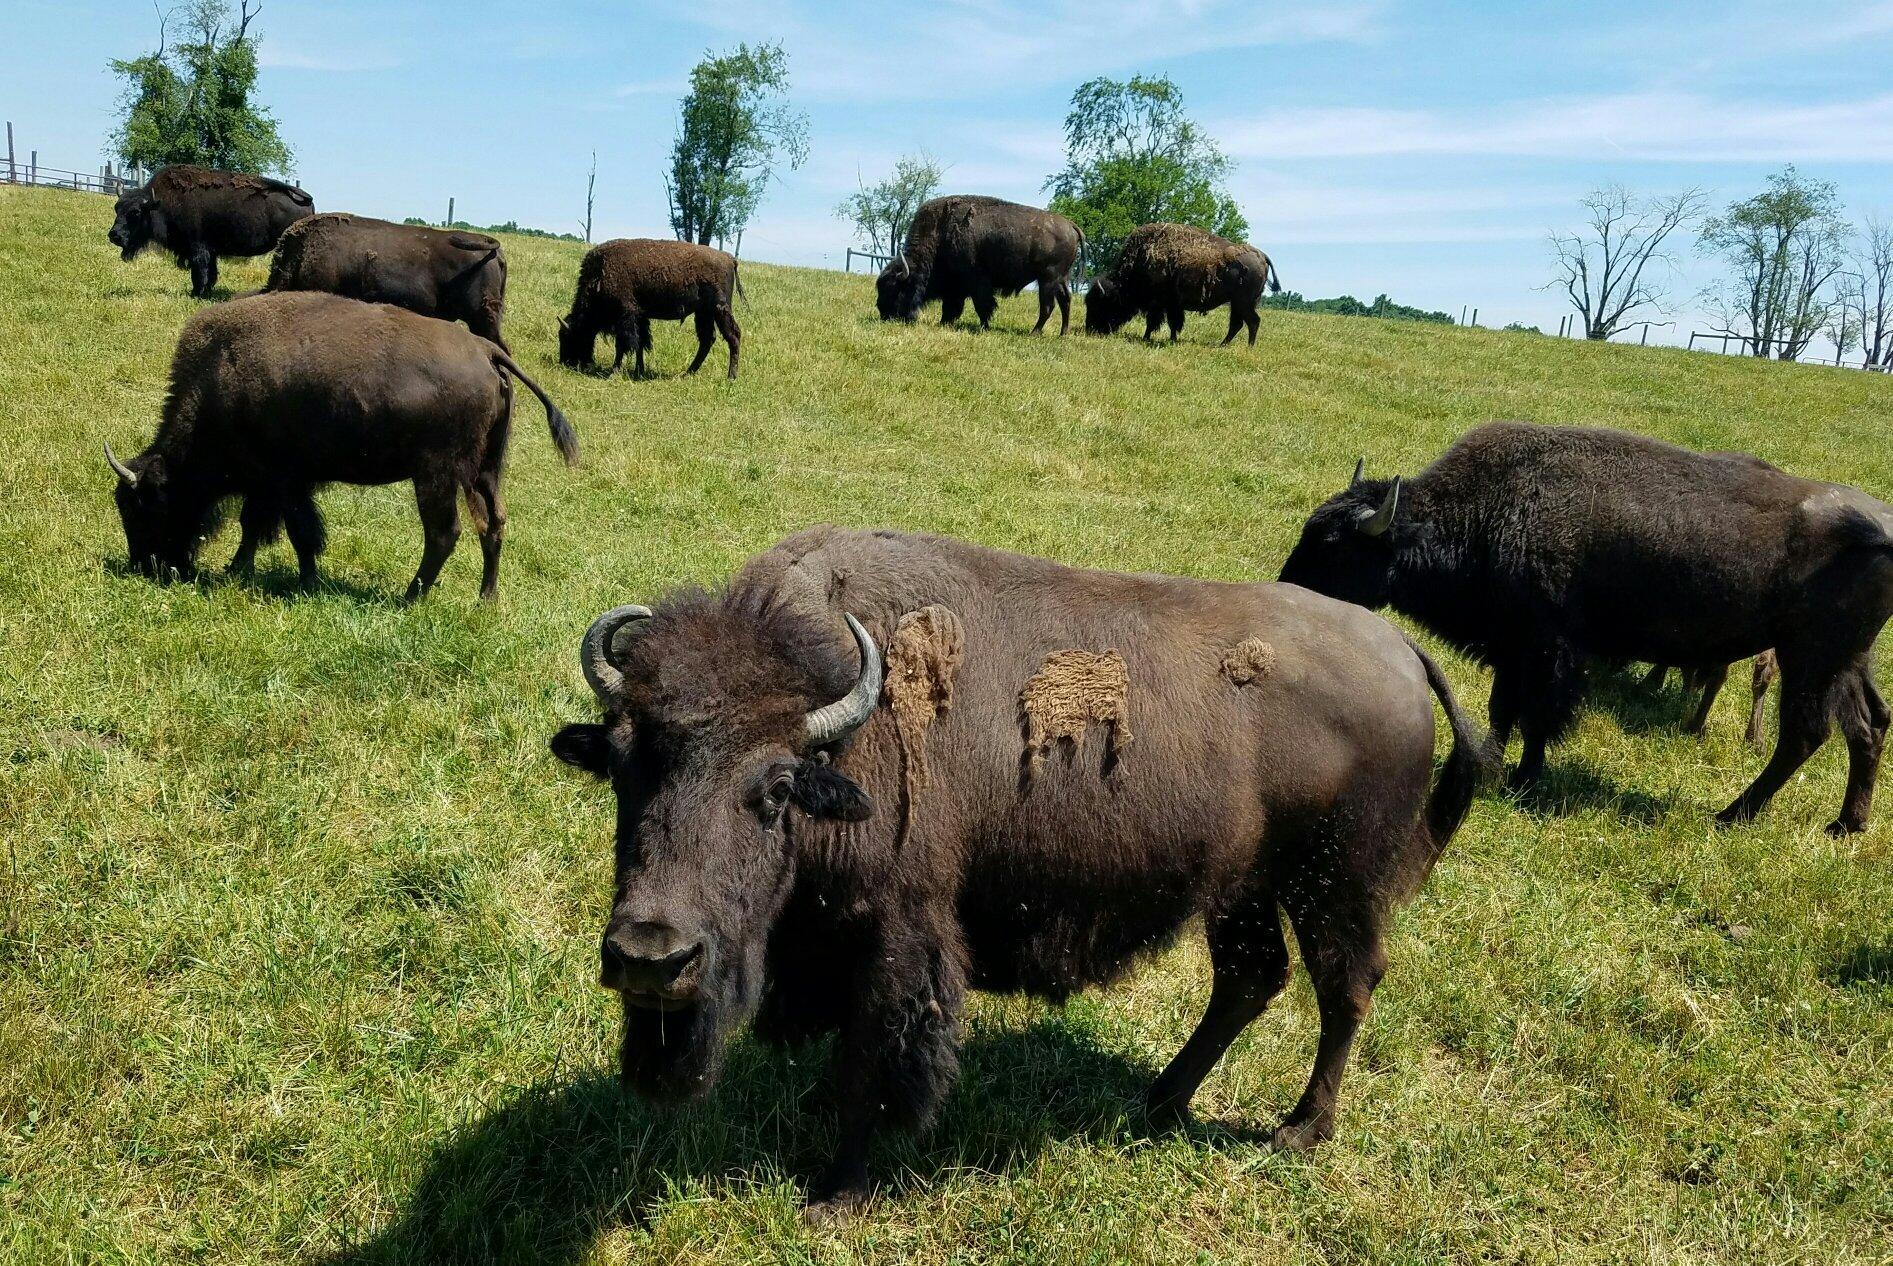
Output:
top-left (3, 123), bottom-right (143, 196)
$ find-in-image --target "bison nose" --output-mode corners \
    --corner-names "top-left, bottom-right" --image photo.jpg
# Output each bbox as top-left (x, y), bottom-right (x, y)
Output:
top-left (600, 920), bottom-right (705, 1001)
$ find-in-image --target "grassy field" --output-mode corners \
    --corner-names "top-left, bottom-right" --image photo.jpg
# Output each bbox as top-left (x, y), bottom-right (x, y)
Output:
top-left (3, 181), bottom-right (1892, 1264)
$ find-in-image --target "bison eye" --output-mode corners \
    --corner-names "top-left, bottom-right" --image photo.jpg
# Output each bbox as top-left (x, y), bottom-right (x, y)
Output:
top-left (758, 768), bottom-right (795, 818)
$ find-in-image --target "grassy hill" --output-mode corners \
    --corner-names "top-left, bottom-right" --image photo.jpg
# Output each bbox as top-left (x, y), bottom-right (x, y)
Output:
top-left (2, 182), bottom-right (1891, 1264)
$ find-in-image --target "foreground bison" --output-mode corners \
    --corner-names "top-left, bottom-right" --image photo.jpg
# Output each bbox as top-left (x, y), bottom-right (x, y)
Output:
top-left (558, 238), bottom-right (743, 380)
top-left (550, 526), bottom-right (1490, 1216)
top-left (1085, 222), bottom-right (1281, 345)
top-left (876, 195), bottom-right (1083, 333)
top-left (105, 291), bottom-right (575, 601)
top-left (265, 213), bottom-right (509, 348)
top-left (109, 164), bottom-right (314, 297)
top-left (1280, 423), bottom-right (1893, 833)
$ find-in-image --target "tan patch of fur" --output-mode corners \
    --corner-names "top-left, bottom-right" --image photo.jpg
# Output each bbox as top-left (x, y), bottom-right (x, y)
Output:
top-left (1221, 638), bottom-right (1277, 685)
top-left (1020, 649), bottom-right (1133, 776)
top-left (883, 605), bottom-right (966, 802)
top-left (1126, 222), bottom-right (1258, 309)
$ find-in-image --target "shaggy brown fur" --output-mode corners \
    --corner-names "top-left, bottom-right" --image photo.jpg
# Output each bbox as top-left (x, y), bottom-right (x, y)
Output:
top-left (1019, 649), bottom-right (1133, 774)
top-left (559, 238), bottom-right (743, 380)
top-left (1221, 638), bottom-right (1278, 685)
top-left (266, 213), bottom-right (509, 348)
top-left (1085, 222), bottom-right (1280, 345)
top-left (885, 605), bottom-right (966, 805)
top-left (550, 525), bottom-right (1493, 1218)
top-left (877, 195), bottom-right (1084, 333)
top-left (109, 164), bottom-right (315, 297)
top-left (106, 291), bottom-right (575, 601)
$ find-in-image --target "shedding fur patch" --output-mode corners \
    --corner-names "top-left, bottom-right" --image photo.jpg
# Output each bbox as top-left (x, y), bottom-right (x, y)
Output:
top-left (883, 605), bottom-right (965, 801)
top-left (1020, 649), bottom-right (1133, 775)
top-left (1221, 638), bottom-right (1277, 685)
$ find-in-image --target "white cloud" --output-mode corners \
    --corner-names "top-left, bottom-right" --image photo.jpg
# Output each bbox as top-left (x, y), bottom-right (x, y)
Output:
top-left (1217, 91), bottom-right (1893, 163)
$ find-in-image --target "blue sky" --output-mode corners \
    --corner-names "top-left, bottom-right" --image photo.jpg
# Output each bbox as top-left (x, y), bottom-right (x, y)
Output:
top-left (9, 0), bottom-right (1893, 347)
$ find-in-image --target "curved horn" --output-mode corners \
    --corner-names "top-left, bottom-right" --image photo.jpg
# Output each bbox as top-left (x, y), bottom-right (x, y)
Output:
top-left (581, 604), bottom-right (653, 702)
top-left (104, 441), bottom-right (138, 487)
top-left (898, 252), bottom-right (910, 277)
top-left (1350, 457), bottom-right (1365, 487)
top-left (804, 613), bottom-right (882, 746)
top-left (1356, 476), bottom-right (1401, 538)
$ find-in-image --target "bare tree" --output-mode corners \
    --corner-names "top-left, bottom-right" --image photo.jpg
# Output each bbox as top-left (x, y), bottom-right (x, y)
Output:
top-left (1547, 184), bottom-right (1705, 340)
top-left (1699, 166), bottom-right (1850, 360)
top-left (1844, 216), bottom-right (1893, 369)
top-left (581, 149), bottom-right (596, 244)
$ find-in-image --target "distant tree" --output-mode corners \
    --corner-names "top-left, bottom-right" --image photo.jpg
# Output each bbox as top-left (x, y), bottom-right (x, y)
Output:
top-left (581, 150), bottom-right (597, 244)
top-left (1699, 167), bottom-right (1850, 360)
top-left (1838, 217), bottom-right (1893, 369)
top-left (1261, 290), bottom-right (1453, 324)
top-left (665, 43), bottom-right (808, 249)
top-left (1045, 75), bottom-right (1246, 273)
top-left (1546, 184), bottom-right (1704, 340)
top-left (1503, 322), bottom-right (1544, 334)
top-left (835, 152), bottom-right (943, 258)
top-left (109, 0), bottom-right (292, 176)
top-left (1824, 291), bottom-right (1860, 365)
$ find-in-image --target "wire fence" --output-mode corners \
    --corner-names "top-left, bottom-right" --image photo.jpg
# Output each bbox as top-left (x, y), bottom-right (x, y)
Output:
top-left (3, 124), bottom-right (144, 196)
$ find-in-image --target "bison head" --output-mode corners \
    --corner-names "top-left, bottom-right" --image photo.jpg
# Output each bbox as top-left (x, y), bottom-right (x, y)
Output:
top-left (1278, 460), bottom-right (1404, 609)
top-left (875, 253), bottom-right (919, 321)
top-left (556, 316), bottom-right (595, 370)
top-left (109, 190), bottom-right (158, 261)
top-left (1083, 276), bottom-right (1133, 334)
top-left (105, 442), bottom-right (201, 579)
top-left (551, 597), bottom-right (880, 1100)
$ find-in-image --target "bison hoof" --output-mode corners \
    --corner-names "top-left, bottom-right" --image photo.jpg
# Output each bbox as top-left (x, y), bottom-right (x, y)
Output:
top-left (1825, 817), bottom-right (1865, 838)
top-left (1269, 1118), bottom-right (1332, 1153)
top-left (1713, 803), bottom-right (1754, 830)
top-left (802, 1189), bottom-right (868, 1227)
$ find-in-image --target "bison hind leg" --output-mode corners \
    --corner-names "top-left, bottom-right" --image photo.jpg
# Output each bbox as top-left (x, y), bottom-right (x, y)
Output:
top-left (1270, 886), bottom-right (1388, 1151)
top-left (1144, 888), bottom-right (1291, 1124)
top-left (282, 493), bottom-right (326, 588)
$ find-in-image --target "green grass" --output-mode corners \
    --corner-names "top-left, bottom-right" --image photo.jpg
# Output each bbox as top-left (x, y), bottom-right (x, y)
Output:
top-left (3, 181), bottom-right (1892, 1264)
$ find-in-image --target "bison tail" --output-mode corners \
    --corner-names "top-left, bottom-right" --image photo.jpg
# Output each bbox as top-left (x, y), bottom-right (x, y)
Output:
top-left (1406, 634), bottom-right (1497, 855)
top-left (1266, 257), bottom-right (1282, 295)
top-left (733, 260), bottom-right (750, 307)
top-left (489, 347), bottom-right (579, 466)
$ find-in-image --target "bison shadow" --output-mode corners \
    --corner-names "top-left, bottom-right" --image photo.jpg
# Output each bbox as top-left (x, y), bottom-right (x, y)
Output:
top-left (317, 1017), bottom-right (1281, 1263)
top-left (1504, 758), bottom-right (1674, 824)
top-left (103, 557), bottom-right (395, 605)
top-left (1586, 667), bottom-right (1706, 737)
top-left (1827, 938), bottom-right (1893, 991)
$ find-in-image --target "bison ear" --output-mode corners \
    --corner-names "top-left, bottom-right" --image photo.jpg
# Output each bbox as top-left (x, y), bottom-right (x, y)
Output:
top-left (791, 762), bottom-right (873, 821)
top-left (550, 723), bottom-right (612, 777)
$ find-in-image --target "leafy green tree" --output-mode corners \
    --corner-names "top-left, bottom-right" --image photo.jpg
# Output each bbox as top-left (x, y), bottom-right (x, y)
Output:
top-left (1045, 75), bottom-right (1246, 272)
top-left (666, 43), bottom-right (809, 248)
top-left (1699, 167), bottom-right (1849, 360)
top-left (835, 152), bottom-right (943, 257)
top-left (110, 0), bottom-right (292, 176)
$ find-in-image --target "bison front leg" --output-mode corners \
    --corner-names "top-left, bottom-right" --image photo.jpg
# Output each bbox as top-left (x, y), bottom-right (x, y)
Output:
top-left (282, 493), bottom-right (326, 589)
top-left (229, 494), bottom-right (284, 576)
top-left (808, 923), bottom-right (966, 1221)
top-left (1683, 663), bottom-right (1729, 736)
top-left (189, 248), bottom-right (218, 298)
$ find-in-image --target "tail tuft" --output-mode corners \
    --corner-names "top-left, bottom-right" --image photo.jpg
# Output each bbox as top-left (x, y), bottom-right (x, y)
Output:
top-left (1406, 635), bottom-right (1497, 851)
top-left (490, 346), bottom-right (578, 466)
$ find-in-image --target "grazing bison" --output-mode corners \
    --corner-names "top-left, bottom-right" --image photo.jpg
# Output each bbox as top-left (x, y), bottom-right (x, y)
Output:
top-left (265, 212), bottom-right (509, 348)
top-left (1640, 651), bottom-right (1778, 743)
top-left (108, 164), bottom-right (315, 297)
top-left (1280, 423), bottom-right (1893, 833)
top-left (549, 526), bottom-right (1491, 1216)
top-left (1084, 222), bottom-right (1281, 345)
top-left (104, 291), bottom-right (575, 601)
top-left (876, 195), bottom-right (1084, 333)
top-left (557, 238), bottom-right (743, 380)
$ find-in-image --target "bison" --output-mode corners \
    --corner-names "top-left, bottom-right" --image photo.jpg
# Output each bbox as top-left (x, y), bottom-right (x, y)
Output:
top-left (557, 239), bottom-right (743, 381)
top-left (108, 164), bottom-right (315, 297)
top-left (1639, 651), bottom-right (1778, 743)
top-left (1279, 423), bottom-right (1893, 834)
top-left (876, 195), bottom-right (1084, 333)
top-left (1084, 222), bottom-right (1281, 345)
top-left (104, 290), bottom-right (575, 601)
top-left (265, 212), bottom-right (509, 349)
top-left (549, 525), bottom-right (1491, 1216)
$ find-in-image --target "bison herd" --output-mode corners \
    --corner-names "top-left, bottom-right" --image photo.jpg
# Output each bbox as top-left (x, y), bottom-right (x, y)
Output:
top-left (92, 164), bottom-right (1893, 1220)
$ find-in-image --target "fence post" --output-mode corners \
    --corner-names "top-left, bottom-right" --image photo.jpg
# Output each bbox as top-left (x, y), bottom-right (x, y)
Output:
top-left (1640, 326), bottom-right (1648, 345)
top-left (446, 197), bottom-right (454, 227)
top-left (6, 122), bottom-right (14, 184)
top-left (1470, 307), bottom-right (1478, 328)
top-left (29, 150), bottom-right (36, 184)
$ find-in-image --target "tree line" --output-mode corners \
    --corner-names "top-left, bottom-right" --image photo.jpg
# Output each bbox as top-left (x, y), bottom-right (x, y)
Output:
top-left (1548, 170), bottom-right (1890, 366)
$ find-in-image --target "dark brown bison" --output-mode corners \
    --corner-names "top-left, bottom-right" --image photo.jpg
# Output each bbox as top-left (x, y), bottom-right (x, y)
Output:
top-left (104, 291), bottom-right (575, 601)
top-left (558, 239), bottom-right (743, 380)
top-left (1084, 222), bottom-right (1281, 345)
top-left (265, 213), bottom-right (509, 348)
top-left (549, 526), bottom-right (1491, 1216)
top-left (876, 195), bottom-right (1084, 333)
top-left (1280, 423), bottom-right (1893, 834)
top-left (108, 164), bottom-right (315, 297)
